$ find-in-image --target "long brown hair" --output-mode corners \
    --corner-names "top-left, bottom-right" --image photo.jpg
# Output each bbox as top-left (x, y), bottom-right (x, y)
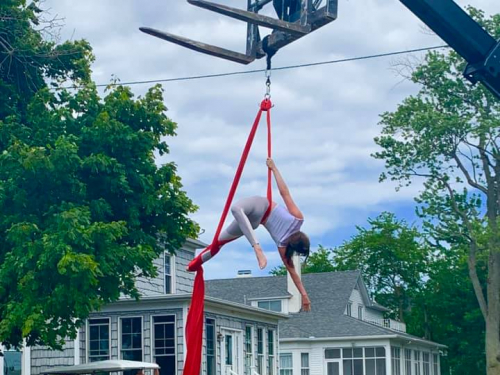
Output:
top-left (284, 231), bottom-right (310, 265)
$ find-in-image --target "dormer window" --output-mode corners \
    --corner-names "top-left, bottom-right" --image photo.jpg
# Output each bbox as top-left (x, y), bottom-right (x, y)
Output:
top-left (347, 302), bottom-right (353, 316)
top-left (257, 300), bottom-right (282, 312)
top-left (358, 306), bottom-right (363, 320)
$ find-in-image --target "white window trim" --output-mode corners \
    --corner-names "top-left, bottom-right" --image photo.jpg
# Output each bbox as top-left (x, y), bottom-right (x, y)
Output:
top-left (150, 314), bottom-right (177, 365)
top-left (118, 316), bottom-right (144, 361)
top-left (86, 317), bottom-right (111, 363)
top-left (279, 353), bottom-right (293, 375)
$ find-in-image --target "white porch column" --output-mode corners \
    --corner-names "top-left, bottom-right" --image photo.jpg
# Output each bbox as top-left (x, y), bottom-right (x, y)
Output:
top-left (385, 344), bottom-right (391, 375)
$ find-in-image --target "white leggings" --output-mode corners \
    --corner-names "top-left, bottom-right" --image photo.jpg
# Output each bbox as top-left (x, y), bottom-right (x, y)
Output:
top-left (219, 196), bottom-right (270, 246)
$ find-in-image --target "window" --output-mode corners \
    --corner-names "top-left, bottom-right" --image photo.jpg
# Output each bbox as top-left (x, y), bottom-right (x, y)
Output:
top-left (358, 306), bottom-right (363, 320)
top-left (346, 302), bottom-right (352, 316)
top-left (121, 317), bottom-right (143, 375)
top-left (268, 330), bottom-right (275, 375)
top-left (364, 347), bottom-right (386, 375)
top-left (301, 353), bottom-right (310, 375)
top-left (342, 348), bottom-right (364, 375)
top-left (391, 347), bottom-right (401, 375)
top-left (325, 347), bottom-right (386, 375)
top-left (257, 328), bottom-right (265, 375)
top-left (432, 354), bottom-right (439, 375)
top-left (258, 300), bottom-right (282, 312)
top-left (325, 349), bottom-right (341, 359)
top-left (404, 349), bottom-right (412, 375)
top-left (422, 353), bottom-right (430, 375)
top-left (245, 326), bottom-right (253, 375)
top-left (88, 318), bottom-right (110, 362)
top-left (280, 354), bottom-right (293, 375)
top-left (3, 350), bottom-right (21, 375)
top-left (205, 319), bottom-right (216, 375)
top-left (154, 316), bottom-right (176, 375)
top-left (414, 351), bottom-right (421, 375)
top-left (165, 254), bottom-right (172, 294)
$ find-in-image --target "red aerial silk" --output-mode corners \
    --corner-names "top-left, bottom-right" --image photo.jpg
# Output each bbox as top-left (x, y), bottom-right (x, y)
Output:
top-left (183, 98), bottom-right (273, 375)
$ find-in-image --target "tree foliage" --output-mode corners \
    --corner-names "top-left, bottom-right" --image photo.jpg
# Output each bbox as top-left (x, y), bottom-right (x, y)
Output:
top-left (269, 246), bottom-right (336, 276)
top-left (332, 212), bottom-right (429, 322)
top-left (0, 0), bottom-right (198, 348)
top-left (373, 7), bottom-right (500, 375)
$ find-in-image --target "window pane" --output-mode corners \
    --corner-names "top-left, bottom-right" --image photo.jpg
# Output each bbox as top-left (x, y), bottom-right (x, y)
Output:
top-left (327, 363), bottom-right (340, 375)
top-left (365, 348), bottom-right (375, 358)
top-left (365, 359), bottom-right (375, 375)
top-left (280, 354), bottom-right (292, 368)
top-left (376, 359), bottom-right (386, 375)
top-left (301, 353), bottom-right (309, 367)
top-left (325, 349), bottom-right (341, 359)
top-left (343, 348), bottom-right (353, 358)
top-left (270, 301), bottom-right (281, 312)
top-left (353, 348), bottom-right (363, 358)
top-left (343, 360), bottom-right (352, 375)
top-left (375, 347), bottom-right (385, 357)
top-left (353, 359), bottom-right (363, 375)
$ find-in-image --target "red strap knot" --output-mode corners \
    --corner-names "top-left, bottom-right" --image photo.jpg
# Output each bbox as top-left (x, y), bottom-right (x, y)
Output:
top-left (260, 98), bottom-right (272, 111)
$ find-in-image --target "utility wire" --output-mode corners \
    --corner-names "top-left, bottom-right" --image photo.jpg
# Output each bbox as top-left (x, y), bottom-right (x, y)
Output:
top-left (71, 45), bottom-right (450, 89)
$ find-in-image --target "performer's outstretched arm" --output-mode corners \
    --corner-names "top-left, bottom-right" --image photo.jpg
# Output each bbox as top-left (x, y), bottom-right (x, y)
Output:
top-left (279, 246), bottom-right (311, 311)
top-left (266, 158), bottom-right (303, 219)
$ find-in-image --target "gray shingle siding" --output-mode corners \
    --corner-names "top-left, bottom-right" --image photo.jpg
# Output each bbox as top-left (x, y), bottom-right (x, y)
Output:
top-left (136, 256), bottom-right (165, 296)
top-left (175, 248), bottom-right (195, 293)
top-left (31, 341), bottom-right (75, 375)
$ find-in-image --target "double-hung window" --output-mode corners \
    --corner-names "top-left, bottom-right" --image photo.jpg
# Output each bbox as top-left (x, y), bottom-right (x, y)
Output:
top-left (301, 353), bottom-right (310, 375)
top-left (279, 354), bottom-right (293, 375)
top-left (153, 315), bottom-right (176, 375)
top-left (257, 328), bottom-right (265, 375)
top-left (206, 318), bottom-right (216, 375)
top-left (245, 326), bottom-right (254, 375)
top-left (88, 318), bottom-right (110, 362)
top-left (121, 317), bottom-right (143, 375)
top-left (165, 254), bottom-right (172, 294)
top-left (267, 330), bottom-right (275, 375)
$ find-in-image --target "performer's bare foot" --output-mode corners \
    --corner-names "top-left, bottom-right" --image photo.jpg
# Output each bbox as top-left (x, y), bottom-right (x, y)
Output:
top-left (253, 244), bottom-right (267, 269)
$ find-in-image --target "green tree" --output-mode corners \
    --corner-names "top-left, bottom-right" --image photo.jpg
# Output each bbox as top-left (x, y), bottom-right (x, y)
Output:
top-left (0, 1), bottom-right (198, 348)
top-left (270, 246), bottom-right (336, 276)
top-left (374, 8), bottom-right (500, 374)
top-left (332, 212), bottom-right (429, 323)
top-left (408, 249), bottom-right (486, 375)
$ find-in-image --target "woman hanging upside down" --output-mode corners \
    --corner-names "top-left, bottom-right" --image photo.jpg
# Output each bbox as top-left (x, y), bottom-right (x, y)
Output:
top-left (188, 158), bottom-right (311, 311)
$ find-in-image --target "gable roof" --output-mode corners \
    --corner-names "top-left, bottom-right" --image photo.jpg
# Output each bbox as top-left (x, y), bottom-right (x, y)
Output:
top-left (206, 270), bottom-right (360, 316)
top-left (206, 271), bottom-right (444, 348)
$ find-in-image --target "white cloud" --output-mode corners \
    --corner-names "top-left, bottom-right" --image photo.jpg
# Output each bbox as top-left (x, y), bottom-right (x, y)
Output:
top-left (44, 0), bottom-right (497, 279)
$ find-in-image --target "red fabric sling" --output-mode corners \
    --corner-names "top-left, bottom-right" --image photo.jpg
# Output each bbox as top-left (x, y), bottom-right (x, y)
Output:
top-left (183, 98), bottom-right (273, 375)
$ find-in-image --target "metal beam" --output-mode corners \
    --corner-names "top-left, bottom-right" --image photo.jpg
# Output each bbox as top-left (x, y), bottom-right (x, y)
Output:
top-left (399, 0), bottom-right (496, 63)
top-left (188, 0), bottom-right (310, 35)
top-left (139, 27), bottom-right (255, 64)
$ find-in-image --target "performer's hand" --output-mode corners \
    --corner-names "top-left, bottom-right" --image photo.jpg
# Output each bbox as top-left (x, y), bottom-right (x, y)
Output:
top-left (302, 293), bottom-right (311, 312)
top-left (266, 158), bottom-right (277, 171)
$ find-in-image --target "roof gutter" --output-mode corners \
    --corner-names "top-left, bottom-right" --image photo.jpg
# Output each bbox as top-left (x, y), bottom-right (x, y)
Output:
top-left (280, 334), bottom-right (446, 348)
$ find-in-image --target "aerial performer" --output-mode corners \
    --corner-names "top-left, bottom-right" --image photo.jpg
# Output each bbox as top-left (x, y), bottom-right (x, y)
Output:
top-left (187, 157), bottom-right (312, 311)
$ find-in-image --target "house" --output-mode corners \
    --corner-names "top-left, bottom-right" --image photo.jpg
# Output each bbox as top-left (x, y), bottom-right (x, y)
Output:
top-left (1, 239), bottom-right (285, 375)
top-left (206, 263), bottom-right (445, 375)
top-left (1, 241), bottom-right (445, 375)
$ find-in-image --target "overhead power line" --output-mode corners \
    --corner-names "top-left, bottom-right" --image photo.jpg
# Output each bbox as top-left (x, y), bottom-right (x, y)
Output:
top-left (78, 45), bottom-right (450, 89)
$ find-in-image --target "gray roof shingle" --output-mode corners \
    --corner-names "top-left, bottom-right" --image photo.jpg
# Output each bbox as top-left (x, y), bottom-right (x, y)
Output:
top-left (206, 271), bottom-right (444, 347)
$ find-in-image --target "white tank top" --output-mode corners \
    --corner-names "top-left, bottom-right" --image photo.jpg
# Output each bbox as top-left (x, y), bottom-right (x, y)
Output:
top-left (263, 205), bottom-right (303, 247)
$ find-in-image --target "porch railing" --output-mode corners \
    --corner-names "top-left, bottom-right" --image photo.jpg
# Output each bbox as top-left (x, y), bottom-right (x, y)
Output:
top-left (364, 318), bottom-right (407, 332)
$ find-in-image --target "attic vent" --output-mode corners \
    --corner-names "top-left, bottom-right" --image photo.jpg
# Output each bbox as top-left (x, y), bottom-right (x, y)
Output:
top-left (237, 270), bottom-right (252, 278)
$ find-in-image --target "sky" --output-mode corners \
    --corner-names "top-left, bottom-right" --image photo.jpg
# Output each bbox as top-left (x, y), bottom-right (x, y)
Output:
top-left (43, 0), bottom-right (497, 279)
